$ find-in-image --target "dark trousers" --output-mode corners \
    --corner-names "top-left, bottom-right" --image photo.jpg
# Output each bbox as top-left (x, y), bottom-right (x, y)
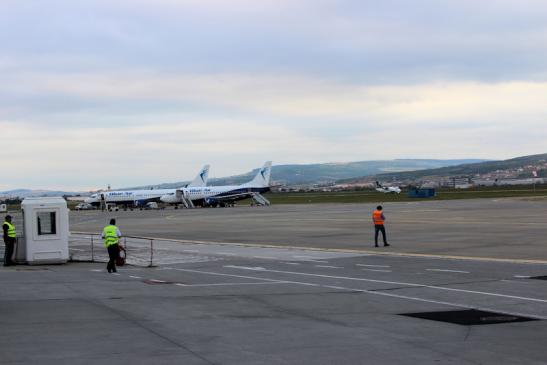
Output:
top-left (3, 238), bottom-right (15, 266)
top-left (374, 225), bottom-right (388, 246)
top-left (106, 244), bottom-right (119, 272)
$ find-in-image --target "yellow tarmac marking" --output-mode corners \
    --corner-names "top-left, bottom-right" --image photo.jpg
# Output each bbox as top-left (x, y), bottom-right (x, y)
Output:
top-left (71, 231), bottom-right (547, 265)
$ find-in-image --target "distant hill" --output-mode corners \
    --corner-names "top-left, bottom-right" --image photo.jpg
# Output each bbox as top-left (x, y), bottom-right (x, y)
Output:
top-left (2, 158), bottom-right (494, 195)
top-left (342, 153), bottom-right (547, 183)
top-left (130, 159), bottom-right (487, 189)
top-left (0, 189), bottom-right (84, 198)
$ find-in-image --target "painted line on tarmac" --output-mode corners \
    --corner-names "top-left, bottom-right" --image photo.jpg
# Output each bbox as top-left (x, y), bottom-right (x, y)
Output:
top-left (253, 256), bottom-right (277, 260)
top-left (225, 266), bottom-right (547, 304)
top-left (281, 262), bottom-right (301, 265)
top-left (426, 269), bottom-right (470, 274)
top-left (315, 265), bottom-right (344, 269)
top-left (362, 269), bottom-right (392, 273)
top-left (70, 231), bottom-right (547, 265)
top-left (176, 282), bottom-right (289, 287)
top-left (170, 267), bottom-right (321, 287)
top-left (395, 220), bottom-right (546, 226)
top-left (356, 264), bottom-right (391, 268)
top-left (169, 266), bottom-right (547, 320)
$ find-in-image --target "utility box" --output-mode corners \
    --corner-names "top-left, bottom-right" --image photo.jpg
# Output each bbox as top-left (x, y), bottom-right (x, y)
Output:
top-left (0, 204), bottom-right (6, 213)
top-left (408, 188), bottom-right (436, 198)
top-left (17, 197), bottom-right (69, 264)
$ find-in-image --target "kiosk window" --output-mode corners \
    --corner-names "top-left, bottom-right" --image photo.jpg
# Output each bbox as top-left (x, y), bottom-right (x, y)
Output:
top-left (37, 212), bottom-right (57, 235)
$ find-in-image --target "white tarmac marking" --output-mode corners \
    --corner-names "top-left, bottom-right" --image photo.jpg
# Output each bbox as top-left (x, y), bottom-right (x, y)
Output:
top-left (426, 269), bottom-right (470, 274)
top-left (315, 265), bottom-right (344, 269)
top-left (317, 283), bottom-right (547, 320)
top-left (302, 260), bottom-right (330, 264)
top-left (356, 264), bottom-right (390, 268)
top-left (362, 269), bottom-right (392, 273)
top-left (150, 279), bottom-right (166, 283)
top-left (281, 262), bottom-right (301, 265)
top-left (501, 280), bottom-right (530, 284)
top-left (176, 282), bottom-right (288, 287)
top-left (224, 265), bottom-right (266, 271)
top-left (70, 248), bottom-right (85, 252)
top-left (183, 250), bottom-right (199, 253)
top-left (129, 275), bottom-right (142, 279)
top-left (514, 275), bottom-right (531, 278)
top-left (227, 267), bottom-right (547, 304)
top-left (253, 256), bottom-right (277, 260)
top-left (170, 268), bottom-right (319, 287)
top-left (171, 267), bottom-right (547, 320)
top-left (90, 269), bottom-right (102, 272)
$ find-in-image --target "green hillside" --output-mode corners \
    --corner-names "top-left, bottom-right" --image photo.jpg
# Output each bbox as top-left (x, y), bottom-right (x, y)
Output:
top-left (342, 153), bottom-right (547, 183)
top-left (136, 159), bottom-right (486, 189)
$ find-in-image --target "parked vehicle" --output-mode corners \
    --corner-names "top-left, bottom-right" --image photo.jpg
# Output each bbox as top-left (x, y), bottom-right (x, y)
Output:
top-left (75, 203), bottom-right (96, 211)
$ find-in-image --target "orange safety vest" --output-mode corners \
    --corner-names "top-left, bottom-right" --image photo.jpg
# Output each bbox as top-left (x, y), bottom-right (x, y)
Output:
top-left (372, 210), bottom-right (384, 225)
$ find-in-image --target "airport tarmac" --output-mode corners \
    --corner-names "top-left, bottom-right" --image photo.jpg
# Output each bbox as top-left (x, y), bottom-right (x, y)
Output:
top-left (2, 249), bottom-right (547, 364)
top-left (2, 198), bottom-right (547, 364)
top-left (70, 198), bottom-right (547, 261)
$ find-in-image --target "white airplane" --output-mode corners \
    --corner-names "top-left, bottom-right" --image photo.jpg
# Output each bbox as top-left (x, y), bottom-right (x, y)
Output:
top-left (84, 165), bottom-right (210, 209)
top-left (375, 181), bottom-right (402, 194)
top-left (160, 161), bottom-right (272, 207)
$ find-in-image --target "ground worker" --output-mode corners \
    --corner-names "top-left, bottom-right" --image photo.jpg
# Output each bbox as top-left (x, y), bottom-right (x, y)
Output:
top-left (101, 218), bottom-right (122, 273)
top-left (3, 215), bottom-right (16, 266)
top-left (372, 206), bottom-right (390, 248)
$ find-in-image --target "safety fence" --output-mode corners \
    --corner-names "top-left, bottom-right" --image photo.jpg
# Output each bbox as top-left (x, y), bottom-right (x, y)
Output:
top-left (69, 232), bottom-right (219, 267)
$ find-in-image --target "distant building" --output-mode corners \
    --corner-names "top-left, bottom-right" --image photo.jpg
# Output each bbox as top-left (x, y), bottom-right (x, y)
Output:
top-left (446, 176), bottom-right (471, 189)
top-left (473, 178), bottom-right (545, 186)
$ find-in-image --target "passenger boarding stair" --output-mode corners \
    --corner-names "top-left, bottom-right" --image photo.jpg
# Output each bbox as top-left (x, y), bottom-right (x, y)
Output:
top-left (176, 190), bottom-right (195, 208)
top-left (251, 193), bottom-right (270, 206)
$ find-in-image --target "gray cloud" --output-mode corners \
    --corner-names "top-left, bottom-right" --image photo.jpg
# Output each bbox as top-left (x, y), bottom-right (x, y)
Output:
top-left (1, 0), bottom-right (547, 190)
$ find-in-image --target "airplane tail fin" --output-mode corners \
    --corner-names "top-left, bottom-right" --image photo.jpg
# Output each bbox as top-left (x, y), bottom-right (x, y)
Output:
top-left (188, 165), bottom-right (210, 187)
top-left (243, 161), bottom-right (272, 188)
top-left (375, 181), bottom-right (382, 188)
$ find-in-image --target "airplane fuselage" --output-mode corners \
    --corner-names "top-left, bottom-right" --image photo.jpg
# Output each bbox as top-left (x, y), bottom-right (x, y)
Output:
top-left (86, 188), bottom-right (181, 207)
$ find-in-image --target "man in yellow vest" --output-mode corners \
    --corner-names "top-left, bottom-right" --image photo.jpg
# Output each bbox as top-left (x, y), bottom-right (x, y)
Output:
top-left (372, 206), bottom-right (390, 248)
top-left (101, 218), bottom-right (122, 273)
top-left (3, 215), bottom-right (17, 266)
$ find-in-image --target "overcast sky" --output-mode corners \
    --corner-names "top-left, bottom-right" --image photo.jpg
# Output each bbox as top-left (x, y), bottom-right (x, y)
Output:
top-left (1, 0), bottom-right (547, 191)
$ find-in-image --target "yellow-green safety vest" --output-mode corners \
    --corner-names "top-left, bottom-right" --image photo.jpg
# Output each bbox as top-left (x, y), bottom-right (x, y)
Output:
top-left (102, 225), bottom-right (119, 247)
top-left (3, 221), bottom-right (16, 238)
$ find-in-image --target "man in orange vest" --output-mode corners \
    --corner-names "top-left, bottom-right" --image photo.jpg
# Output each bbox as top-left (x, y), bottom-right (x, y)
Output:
top-left (372, 206), bottom-right (390, 247)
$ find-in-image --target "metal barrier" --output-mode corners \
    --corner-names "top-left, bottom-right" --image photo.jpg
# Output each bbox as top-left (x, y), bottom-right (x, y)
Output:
top-left (69, 233), bottom-right (159, 267)
top-left (69, 232), bottom-right (221, 267)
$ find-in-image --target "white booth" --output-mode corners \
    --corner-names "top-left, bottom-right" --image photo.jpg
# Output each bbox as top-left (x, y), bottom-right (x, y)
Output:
top-left (17, 197), bottom-right (69, 264)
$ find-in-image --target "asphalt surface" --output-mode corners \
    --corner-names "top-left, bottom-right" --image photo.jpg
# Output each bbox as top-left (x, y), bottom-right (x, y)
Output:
top-left (2, 198), bottom-right (547, 364)
top-left (2, 251), bottom-right (547, 364)
top-left (70, 198), bottom-right (547, 261)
